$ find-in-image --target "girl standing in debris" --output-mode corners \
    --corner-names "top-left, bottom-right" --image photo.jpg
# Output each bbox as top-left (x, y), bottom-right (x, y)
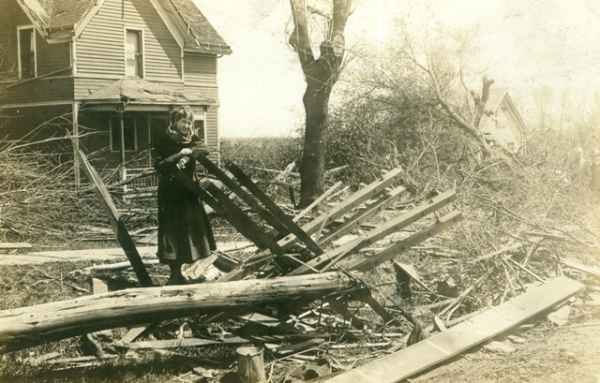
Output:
top-left (154, 106), bottom-right (216, 285)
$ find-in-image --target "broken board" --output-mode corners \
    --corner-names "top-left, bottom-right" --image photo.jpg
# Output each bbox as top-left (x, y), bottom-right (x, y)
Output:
top-left (79, 149), bottom-right (153, 287)
top-left (325, 276), bottom-right (583, 383)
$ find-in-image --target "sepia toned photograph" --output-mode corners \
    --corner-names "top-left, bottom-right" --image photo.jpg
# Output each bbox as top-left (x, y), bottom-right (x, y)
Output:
top-left (0, 0), bottom-right (599, 382)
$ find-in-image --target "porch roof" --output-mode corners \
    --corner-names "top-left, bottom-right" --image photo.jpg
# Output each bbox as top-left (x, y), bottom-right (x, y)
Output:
top-left (79, 79), bottom-right (216, 107)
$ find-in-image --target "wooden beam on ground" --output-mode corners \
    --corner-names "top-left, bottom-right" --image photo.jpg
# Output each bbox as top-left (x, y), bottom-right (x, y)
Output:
top-left (346, 211), bottom-right (462, 272)
top-left (0, 243), bottom-right (32, 250)
top-left (319, 185), bottom-right (407, 247)
top-left (125, 337), bottom-right (248, 349)
top-left (289, 190), bottom-right (457, 275)
top-left (0, 272), bottom-right (363, 353)
top-left (87, 259), bottom-right (160, 274)
top-left (324, 276), bottom-right (584, 383)
top-left (561, 259), bottom-right (600, 278)
top-left (78, 149), bottom-right (153, 287)
top-left (226, 162), bottom-right (323, 256)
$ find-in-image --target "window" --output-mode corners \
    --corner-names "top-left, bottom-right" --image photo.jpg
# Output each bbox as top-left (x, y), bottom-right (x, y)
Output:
top-left (17, 26), bottom-right (36, 79)
top-left (125, 29), bottom-right (143, 78)
top-left (193, 119), bottom-right (205, 144)
top-left (110, 116), bottom-right (137, 152)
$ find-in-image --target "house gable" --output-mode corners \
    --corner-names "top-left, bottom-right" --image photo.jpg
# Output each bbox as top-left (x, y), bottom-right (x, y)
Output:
top-left (0, 0), bottom-right (70, 78)
top-left (481, 91), bottom-right (527, 151)
top-left (75, 0), bottom-right (183, 82)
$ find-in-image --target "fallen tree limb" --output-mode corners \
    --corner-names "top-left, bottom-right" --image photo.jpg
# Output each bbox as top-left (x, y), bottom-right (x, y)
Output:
top-left (325, 277), bottom-right (584, 383)
top-left (0, 272), bottom-right (364, 353)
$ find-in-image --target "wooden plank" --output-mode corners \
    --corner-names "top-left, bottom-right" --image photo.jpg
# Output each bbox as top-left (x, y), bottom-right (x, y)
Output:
top-left (325, 277), bottom-right (584, 383)
top-left (347, 211), bottom-right (462, 271)
top-left (195, 156), bottom-right (292, 236)
top-left (0, 243), bottom-right (32, 250)
top-left (225, 162), bottom-right (323, 256)
top-left (298, 167), bottom-right (406, 238)
top-left (203, 181), bottom-right (284, 255)
top-left (289, 190), bottom-right (457, 275)
top-left (221, 168), bottom-right (406, 281)
top-left (89, 278), bottom-right (113, 338)
top-left (169, 173), bottom-right (281, 253)
top-left (0, 272), bottom-right (361, 353)
top-left (91, 278), bottom-right (108, 294)
top-left (293, 181), bottom-right (343, 222)
top-left (319, 185), bottom-right (407, 247)
top-left (125, 337), bottom-right (248, 349)
top-left (78, 150), bottom-right (153, 287)
top-left (121, 326), bottom-right (150, 344)
top-left (240, 313), bottom-right (282, 328)
top-left (561, 259), bottom-right (600, 278)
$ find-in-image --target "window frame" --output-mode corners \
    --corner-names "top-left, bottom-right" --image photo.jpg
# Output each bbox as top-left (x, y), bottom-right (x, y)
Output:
top-left (109, 116), bottom-right (138, 152)
top-left (16, 25), bottom-right (37, 79)
top-left (124, 27), bottom-right (145, 78)
top-left (193, 110), bottom-right (207, 145)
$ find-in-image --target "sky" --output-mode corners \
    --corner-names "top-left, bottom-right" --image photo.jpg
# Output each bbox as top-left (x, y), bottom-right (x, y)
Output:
top-left (194, 0), bottom-right (600, 137)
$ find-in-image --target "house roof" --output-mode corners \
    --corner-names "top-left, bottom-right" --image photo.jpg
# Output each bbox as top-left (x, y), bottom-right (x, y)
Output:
top-left (483, 87), bottom-right (508, 113)
top-left (479, 88), bottom-right (528, 151)
top-left (80, 78), bottom-right (216, 106)
top-left (157, 0), bottom-right (232, 54)
top-left (19, 0), bottom-right (231, 54)
top-left (48, 0), bottom-right (96, 30)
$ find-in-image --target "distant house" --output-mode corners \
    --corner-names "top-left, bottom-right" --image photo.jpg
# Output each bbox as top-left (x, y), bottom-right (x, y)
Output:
top-left (0, 0), bottom-right (231, 185)
top-left (480, 90), bottom-right (527, 152)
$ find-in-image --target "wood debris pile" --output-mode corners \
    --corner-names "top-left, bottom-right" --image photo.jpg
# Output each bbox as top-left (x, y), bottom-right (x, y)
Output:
top-left (0, 153), bottom-right (594, 383)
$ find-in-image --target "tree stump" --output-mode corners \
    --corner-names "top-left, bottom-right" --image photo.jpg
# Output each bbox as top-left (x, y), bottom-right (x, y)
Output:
top-left (237, 345), bottom-right (266, 383)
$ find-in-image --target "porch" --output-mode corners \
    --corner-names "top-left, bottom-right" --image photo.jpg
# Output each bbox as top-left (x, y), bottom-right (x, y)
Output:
top-left (72, 78), bottom-right (215, 187)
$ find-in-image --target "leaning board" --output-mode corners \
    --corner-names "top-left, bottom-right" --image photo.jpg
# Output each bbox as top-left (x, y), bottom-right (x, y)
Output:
top-left (325, 276), bottom-right (583, 383)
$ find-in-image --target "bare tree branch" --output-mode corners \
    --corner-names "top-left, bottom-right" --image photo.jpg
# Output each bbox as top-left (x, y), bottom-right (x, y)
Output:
top-left (289, 0), bottom-right (316, 71)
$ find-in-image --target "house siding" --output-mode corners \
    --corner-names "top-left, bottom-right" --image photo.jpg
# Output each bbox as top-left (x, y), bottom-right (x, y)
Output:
top-left (0, 1), bottom-right (70, 76)
top-left (76, 0), bottom-right (182, 81)
top-left (185, 84), bottom-right (219, 157)
top-left (0, 0), bottom-right (224, 164)
top-left (0, 0), bottom-right (30, 76)
top-left (0, 1), bottom-right (72, 106)
top-left (185, 53), bottom-right (217, 85)
top-left (2, 77), bottom-right (73, 105)
top-left (37, 39), bottom-right (71, 76)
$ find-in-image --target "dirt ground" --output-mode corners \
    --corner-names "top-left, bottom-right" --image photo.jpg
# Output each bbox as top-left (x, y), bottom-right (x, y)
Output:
top-left (0, 257), bottom-right (598, 383)
top-left (413, 319), bottom-right (600, 383)
top-left (1, 224), bottom-right (599, 383)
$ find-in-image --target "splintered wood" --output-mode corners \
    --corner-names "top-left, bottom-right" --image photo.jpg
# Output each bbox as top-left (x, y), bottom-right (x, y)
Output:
top-left (0, 160), bottom-right (465, 380)
top-left (325, 277), bottom-right (584, 383)
top-left (0, 272), bottom-right (361, 353)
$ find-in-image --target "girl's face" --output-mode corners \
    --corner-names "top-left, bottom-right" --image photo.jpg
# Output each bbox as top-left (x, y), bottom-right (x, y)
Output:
top-left (168, 117), bottom-right (194, 144)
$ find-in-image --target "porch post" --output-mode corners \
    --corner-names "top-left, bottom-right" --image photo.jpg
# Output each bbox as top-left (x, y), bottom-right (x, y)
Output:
top-left (146, 114), bottom-right (152, 167)
top-left (119, 109), bottom-right (126, 181)
top-left (72, 102), bottom-right (81, 188)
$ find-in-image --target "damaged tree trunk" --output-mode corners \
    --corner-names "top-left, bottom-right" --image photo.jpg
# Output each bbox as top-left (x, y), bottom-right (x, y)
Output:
top-left (289, 0), bottom-right (353, 206)
top-left (300, 82), bottom-right (332, 205)
top-left (0, 272), bottom-right (362, 353)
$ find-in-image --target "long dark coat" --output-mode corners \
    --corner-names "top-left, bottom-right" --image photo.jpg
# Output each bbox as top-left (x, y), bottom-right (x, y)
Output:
top-left (154, 138), bottom-right (216, 265)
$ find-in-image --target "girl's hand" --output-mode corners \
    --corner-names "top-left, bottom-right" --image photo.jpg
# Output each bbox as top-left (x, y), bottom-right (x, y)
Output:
top-left (177, 156), bottom-right (190, 170)
top-left (179, 148), bottom-right (193, 156)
